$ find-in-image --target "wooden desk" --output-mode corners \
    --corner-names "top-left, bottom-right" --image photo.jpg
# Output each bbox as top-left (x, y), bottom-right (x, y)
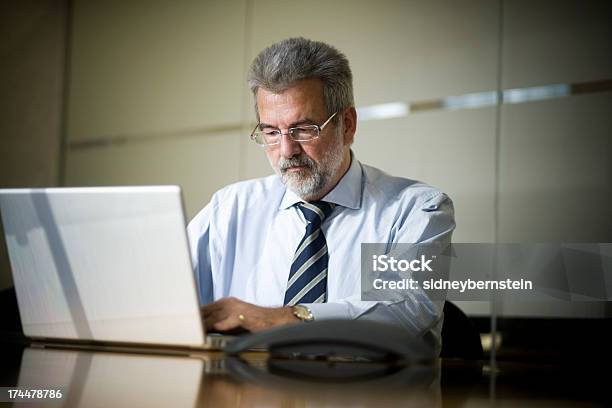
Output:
top-left (0, 340), bottom-right (609, 407)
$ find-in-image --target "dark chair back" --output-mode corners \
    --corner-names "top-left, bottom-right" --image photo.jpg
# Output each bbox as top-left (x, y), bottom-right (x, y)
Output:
top-left (441, 301), bottom-right (484, 359)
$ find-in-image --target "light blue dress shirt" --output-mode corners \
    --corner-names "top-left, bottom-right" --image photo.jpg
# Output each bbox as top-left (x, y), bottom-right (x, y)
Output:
top-left (187, 154), bottom-right (455, 348)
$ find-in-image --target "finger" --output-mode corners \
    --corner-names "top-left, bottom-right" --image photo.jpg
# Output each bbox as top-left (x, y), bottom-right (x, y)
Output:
top-left (202, 297), bottom-right (240, 317)
top-left (209, 314), bottom-right (243, 333)
top-left (204, 309), bottom-right (230, 331)
top-left (202, 299), bottom-right (229, 317)
top-left (201, 304), bottom-right (216, 318)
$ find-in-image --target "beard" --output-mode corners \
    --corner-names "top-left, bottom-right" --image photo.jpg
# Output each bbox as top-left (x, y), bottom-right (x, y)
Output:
top-left (274, 140), bottom-right (345, 200)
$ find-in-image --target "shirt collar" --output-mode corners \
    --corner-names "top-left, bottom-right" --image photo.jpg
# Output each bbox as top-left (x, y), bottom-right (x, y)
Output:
top-left (279, 151), bottom-right (363, 210)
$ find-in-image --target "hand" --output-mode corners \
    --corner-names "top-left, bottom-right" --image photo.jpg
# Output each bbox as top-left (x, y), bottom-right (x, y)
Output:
top-left (202, 297), bottom-right (299, 333)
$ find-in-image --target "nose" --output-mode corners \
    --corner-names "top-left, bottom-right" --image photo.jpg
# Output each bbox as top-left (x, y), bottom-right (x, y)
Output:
top-left (279, 132), bottom-right (302, 159)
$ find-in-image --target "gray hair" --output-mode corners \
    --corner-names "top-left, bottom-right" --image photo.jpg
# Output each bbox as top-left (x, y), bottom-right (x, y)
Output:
top-left (248, 37), bottom-right (354, 124)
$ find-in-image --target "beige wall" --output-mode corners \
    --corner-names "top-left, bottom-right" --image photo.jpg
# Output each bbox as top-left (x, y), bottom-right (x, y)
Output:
top-left (64, 0), bottom-right (503, 235)
top-left (0, 0), bottom-right (68, 291)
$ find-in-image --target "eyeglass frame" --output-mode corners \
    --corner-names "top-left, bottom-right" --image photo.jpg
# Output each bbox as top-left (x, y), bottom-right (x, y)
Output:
top-left (250, 111), bottom-right (338, 147)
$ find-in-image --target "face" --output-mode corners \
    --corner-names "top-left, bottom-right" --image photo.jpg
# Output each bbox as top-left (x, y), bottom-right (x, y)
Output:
top-left (256, 78), bottom-right (354, 201)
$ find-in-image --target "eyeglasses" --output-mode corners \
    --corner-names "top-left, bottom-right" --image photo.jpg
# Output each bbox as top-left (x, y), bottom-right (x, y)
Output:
top-left (250, 112), bottom-right (337, 146)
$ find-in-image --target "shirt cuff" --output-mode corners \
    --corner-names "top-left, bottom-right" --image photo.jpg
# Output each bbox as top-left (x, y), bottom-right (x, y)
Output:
top-left (300, 302), bottom-right (352, 320)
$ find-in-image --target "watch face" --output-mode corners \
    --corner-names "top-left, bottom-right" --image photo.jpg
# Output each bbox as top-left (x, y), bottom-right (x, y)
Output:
top-left (294, 305), bottom-right (313, 322)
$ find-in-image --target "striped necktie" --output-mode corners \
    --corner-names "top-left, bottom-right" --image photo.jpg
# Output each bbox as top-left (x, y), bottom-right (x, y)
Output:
top-left (284, 201), bottom-right (335, 306)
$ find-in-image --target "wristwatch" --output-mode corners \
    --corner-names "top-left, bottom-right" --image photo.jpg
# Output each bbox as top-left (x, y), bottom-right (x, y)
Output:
top-left (292, 304), bottom-right (314, 322)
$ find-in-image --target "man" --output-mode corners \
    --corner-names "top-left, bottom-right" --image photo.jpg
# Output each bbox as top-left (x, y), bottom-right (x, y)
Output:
top-left (187, 37), bottom-right (454, 346)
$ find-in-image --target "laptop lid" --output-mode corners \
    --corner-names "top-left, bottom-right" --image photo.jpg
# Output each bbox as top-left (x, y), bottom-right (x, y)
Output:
top-left (0, 186), bottom-right (205, 348)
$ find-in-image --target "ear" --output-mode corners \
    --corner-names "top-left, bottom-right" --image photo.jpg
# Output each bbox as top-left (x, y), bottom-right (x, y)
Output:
top-left (342, 107), bottom-right (357, 146)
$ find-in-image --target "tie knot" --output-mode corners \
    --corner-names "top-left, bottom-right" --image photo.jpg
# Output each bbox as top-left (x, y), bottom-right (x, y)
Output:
top-left (297, 201), bottom-right (334, 226)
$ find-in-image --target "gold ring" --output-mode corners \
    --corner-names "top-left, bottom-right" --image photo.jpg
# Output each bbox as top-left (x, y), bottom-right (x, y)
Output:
top-left (238, 314), bottom-right (245, 321)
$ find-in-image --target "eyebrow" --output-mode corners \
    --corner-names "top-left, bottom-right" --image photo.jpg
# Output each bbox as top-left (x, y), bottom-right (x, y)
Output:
top-left (258, 118), bottom-right (317, 130)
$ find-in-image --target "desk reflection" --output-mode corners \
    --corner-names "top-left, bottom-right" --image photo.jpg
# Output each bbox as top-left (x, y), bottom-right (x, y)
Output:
top-left (16, 347), bottom-right (203, 407)
top-left (14, 347), bottom-right (441, 408)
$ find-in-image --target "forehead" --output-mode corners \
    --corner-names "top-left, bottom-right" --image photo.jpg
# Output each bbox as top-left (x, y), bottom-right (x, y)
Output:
top-left (256, 78), bottom-right (326, 121)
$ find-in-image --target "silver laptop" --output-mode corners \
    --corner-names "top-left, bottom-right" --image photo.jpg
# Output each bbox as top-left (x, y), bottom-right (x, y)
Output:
top-left (0, 186), bottom-right (228, 352)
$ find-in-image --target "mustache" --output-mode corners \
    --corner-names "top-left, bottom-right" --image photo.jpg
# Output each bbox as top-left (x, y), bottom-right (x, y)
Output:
top-left (279, 155), bottom-right (315, 172)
